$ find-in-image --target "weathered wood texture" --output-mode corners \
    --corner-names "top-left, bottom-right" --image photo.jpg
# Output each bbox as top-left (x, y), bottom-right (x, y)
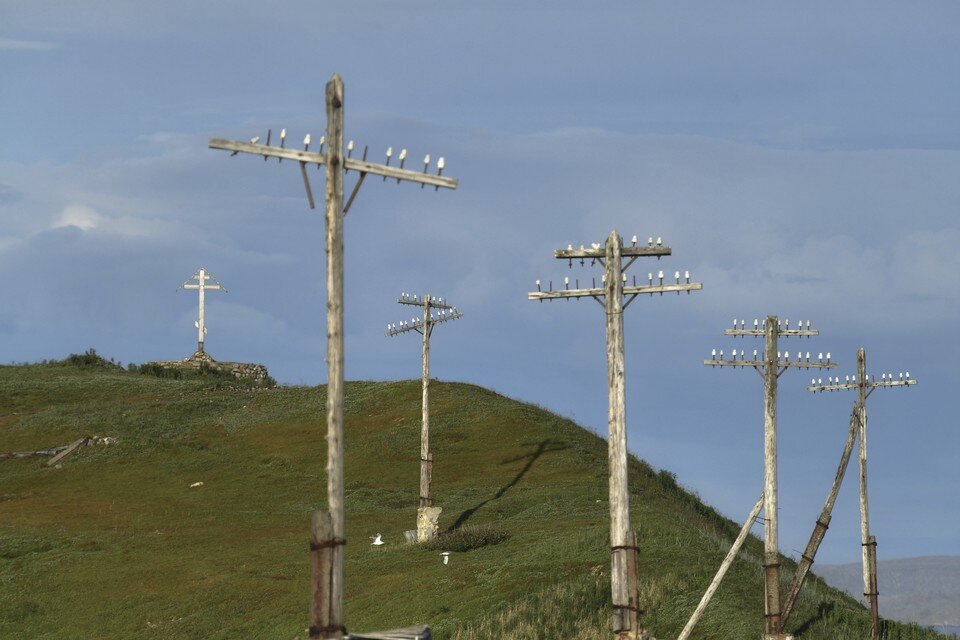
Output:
top-left (420, 297), bottom-right (431, 510)
top-left (763, 315), bottom-right (782, 634)
top-left (44, 437), bottom-right (89, 467)
top-left (678, 494), bottom-right (764, 640)
top-left (554, 245), bottom-right (671, 259)
top-left (604, 231), bottom-right (632, 635)
top-left (866, 534), bottom-right (879, 640)
top-left (310, 510), bottom-right (339, 639)
top-left (780, 405), bottom-right (860, 629)
top-left (528, 282), bottom-right (701, 301)
top-left (321, 74), bottom-right (346, 640)
top-left (624, 530), bottom-right (642, 638)
top-left (857, 348), bottom-right (880, 640)
top-left (207, 139), bottom-right (458, 190)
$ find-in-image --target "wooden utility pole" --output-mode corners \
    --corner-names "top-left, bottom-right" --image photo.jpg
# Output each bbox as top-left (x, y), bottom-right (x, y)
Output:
top-left (529, 231), bottom-right (702, 639)
top-left (180, 267), bottom-right (226, 354)
top-left (780, 404), bottom-right (860, 627)
top-left (678, 493), bottom-right (764, 640)
top-left (805, 348), bottom-right (916, 640)
top-left (209, 74), bottom-right (458, 640)
top-left (386, 293), bottom-right (463, 540)
top-left (705, 317), bottom-right (837, 638)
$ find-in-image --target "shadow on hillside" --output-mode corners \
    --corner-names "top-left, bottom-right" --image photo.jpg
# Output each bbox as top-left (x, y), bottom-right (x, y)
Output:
top-left (792, 600), bottom-right (835, 636)
top-left (447, 438), bottom-right (568, 531)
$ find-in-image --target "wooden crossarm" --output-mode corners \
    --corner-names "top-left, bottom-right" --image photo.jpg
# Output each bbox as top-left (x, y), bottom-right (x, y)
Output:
top-left (209, 138), bottom-right (459, 190)
top-left (554, 245), bottom-right (671, 259)
top-left (704, 359), bottom-right (838, 369)
top-left (528, 281), bottom-right (702, 301)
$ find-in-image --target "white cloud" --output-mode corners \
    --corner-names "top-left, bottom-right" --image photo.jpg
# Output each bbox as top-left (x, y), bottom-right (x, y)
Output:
top-left (54, 204), bottom-right (103, 231)
top-left (0, 37), bottom-right (57, 52)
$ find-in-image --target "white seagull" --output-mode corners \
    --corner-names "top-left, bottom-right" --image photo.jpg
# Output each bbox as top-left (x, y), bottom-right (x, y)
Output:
top-left (370, 533), bottom-right (384, 546)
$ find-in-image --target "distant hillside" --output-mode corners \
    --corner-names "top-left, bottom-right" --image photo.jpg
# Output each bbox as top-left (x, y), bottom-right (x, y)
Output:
top-left (0, 360), bottom-right (950, 639)
top-left (815, 557), bottom-right (960, 628)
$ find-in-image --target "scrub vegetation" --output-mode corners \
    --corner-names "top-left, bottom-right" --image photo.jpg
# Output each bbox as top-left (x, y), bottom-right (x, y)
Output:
top-left (0, 360), bottom-right (948, 639)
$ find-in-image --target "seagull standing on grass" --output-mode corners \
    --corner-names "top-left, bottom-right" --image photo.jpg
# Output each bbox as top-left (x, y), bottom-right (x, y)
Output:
top-left (370, 533), bottom-right (384, 546)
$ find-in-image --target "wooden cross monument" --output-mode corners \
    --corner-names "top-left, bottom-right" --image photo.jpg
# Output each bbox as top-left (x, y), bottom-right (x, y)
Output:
top-left (180, 267), bottom-right (226, 354)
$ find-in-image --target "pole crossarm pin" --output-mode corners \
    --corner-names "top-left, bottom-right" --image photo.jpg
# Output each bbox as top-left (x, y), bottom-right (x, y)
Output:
top-left (704, 315), bottom-right (836, 635)
top-left (385, 293), bottom-right (463, 535)
top-left (528, 230), bottom-right (701, 638)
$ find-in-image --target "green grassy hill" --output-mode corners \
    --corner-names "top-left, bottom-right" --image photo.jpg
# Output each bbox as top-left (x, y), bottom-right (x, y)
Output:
top-left (0, 359), bottom-right (947, 639)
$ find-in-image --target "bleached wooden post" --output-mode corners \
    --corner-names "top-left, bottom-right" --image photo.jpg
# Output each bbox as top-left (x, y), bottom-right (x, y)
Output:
top-left (704, 317), bottom-right (837, 638)
top-left (180, 267), bottom-right (226, 354)
top-left (804, 348), bottom-right (916, 640)
top-left (780, 404), bottom-right (860, 626)
top-left (208, 73), bottom-right (459, 640)
top-left (529, 231), bottom-right (702, 639)
top-left (386, 293), bottom-right (463, 539)
top-left (322, 76), bottom-right (346, 639)
top-left (678, 493), bottom-right (764, 640)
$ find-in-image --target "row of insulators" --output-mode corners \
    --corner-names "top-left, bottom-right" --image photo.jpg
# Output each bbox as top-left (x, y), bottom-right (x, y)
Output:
top-left (386, 309), bottom-right (459, 331)
top-left (812, 372), bottom-right (912, 386)
top-left (251, 130), bottom-right (445, 176)
top-left (564, 237), bottom-right (667, 268)
top-left (400, 293), bottom-right (449, 305)
top-left (730, 319), bottom-right (814, 331)
top-left (563, 236), bottom-right (663, 252)
top-left (535, 270), bottom-right (693, 291)
top-left (710, 349), bottom-right (832, 362)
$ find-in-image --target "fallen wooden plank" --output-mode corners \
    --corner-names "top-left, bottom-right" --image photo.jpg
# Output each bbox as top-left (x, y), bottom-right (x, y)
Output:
top-left (1, 444), bottom-right (70, 461)
top-left (45, 437), bottom-right (90, 467)
top-left (346, 626), bottom-right (431, 640)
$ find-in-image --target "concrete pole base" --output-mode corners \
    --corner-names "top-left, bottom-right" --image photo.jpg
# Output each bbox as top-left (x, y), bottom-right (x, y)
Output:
top-left (416, 506), bottom-right (442, 542)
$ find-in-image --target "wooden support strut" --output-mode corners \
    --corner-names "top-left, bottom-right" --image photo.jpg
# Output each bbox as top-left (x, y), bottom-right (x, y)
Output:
top-left (678, 494), bottom-right (764, 640)
top-left (780, 405), bottom-right (860, 629)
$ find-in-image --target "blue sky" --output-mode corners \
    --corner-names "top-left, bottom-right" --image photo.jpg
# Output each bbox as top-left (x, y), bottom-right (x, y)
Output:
top-left (1, 1), bottom-right (958, 564)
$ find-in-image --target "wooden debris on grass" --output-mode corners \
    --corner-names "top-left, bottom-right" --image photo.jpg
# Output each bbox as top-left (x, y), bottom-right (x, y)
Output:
top-left (0, 435), bottom-right (109, 466)
top-left (346, 625), bottom-right (431, 640)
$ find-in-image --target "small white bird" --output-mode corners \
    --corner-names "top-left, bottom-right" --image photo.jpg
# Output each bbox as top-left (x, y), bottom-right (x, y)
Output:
top-left (441, 551), bottom-right (451, 565)
top-left (370, 533), bottom-right (384, 546)
top-left (190, 481), bottom-right (203, 488)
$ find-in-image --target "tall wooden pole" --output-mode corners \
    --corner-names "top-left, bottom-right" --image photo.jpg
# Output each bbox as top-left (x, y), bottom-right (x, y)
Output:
top-left (604, 231), bottom-right (634, 637)
top-left (420, 296), bottom-right (432, 509)
top-left (857, 347), bottom-right (879, 640)
top-left (762, 315), bottom-right (783, 635)
top-left (780, 404), bottom-right (860, 628)
top-left (314, 73), bottom-right (346, 640)
top-left (678, 494), bottom-right (764, 640)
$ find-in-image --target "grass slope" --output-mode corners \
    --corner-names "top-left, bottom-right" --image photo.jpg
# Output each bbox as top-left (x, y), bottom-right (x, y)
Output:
top-left (0, 362), bottom-right (946, 640)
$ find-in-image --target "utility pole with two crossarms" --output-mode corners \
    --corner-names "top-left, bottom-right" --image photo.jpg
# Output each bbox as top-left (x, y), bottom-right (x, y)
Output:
top-left (791, 348), bottom-right (916, 639)
top-left (704, 317), bottom-right (837, 639)
top-left (529, 230), bottom-right (702, 639)
top-left (209, 74), bottom-right (458, 640)
top-left (386, 293), bottom-right (463, 541)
